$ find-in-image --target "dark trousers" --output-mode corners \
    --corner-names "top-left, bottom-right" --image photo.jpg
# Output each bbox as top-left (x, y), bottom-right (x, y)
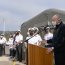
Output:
top-left (10, 48), bottom-right (16, 58)
top-left (3, 43), bottom-right (5, 55)
top-left (54, 49), bottom-right (65, 65)
top-left (16, 43), bottom-right (23, 62)
top-left (0, 44), bottom-right (3, 56)
top-left (3, 45), bottom-right (5, 55)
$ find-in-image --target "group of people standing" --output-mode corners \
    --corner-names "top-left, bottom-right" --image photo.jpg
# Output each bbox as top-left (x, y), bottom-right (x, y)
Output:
top-left (25, 14), bottom-right (65, 65)
top-left (0, 26), bottom-right (52, 63)
top-left (7, 30), bottom-right (23, 62)
top-left (0, 20), bottom-right (55, 64)
top-left (0, 30), bottom-right (23, 62)
top-left (0, 14), bottom-right (65, 65)
top-left (7, 27), bottom-right (43, 62)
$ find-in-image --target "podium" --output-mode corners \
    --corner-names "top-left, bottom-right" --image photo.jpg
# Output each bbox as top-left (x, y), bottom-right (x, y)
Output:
top-left (27, 44), bottom-right (53, 65)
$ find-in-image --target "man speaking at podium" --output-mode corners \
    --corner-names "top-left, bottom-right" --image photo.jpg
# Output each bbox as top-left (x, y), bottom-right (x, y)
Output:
top-left (47, 14), bottom-right (65, 65)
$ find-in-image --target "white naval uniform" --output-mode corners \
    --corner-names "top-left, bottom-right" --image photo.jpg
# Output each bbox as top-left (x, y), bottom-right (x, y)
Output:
top-left (44, 32), bottom-right (53, 41)
top-left (44, 32), bottom-right (54, 49)
top-left (15, 34), bottom-right (23, 61)
top-left (15, 34), bottom-right (23, 43)
top-left (0, 38), bottom-right (6, 44)
top-left (0, 38), bottom-right (5, 56)
top-left (7, 38), bottom-right (14, 49)
top-left (28, 34), bottom-right (42, 45)
top-left (2, 37), bottom-right (7, 44)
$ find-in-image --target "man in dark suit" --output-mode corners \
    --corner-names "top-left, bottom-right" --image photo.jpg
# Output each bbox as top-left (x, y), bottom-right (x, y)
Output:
top-left (47, 14), bottom-right (65, 65)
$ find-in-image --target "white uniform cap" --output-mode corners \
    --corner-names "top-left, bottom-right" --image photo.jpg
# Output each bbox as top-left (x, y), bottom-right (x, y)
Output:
top-left (17, 30), bottom-right (20, 32)
top-left (46, 27), bottom-right (50, 29)
top-left (33, 27), bottom-right (39, 31)
top-left (28, 27), bottom-right (33, 31)
top-left (1, 34), bottom-right (4, 36)
top-left (0, 36), bottom-right (3, 38)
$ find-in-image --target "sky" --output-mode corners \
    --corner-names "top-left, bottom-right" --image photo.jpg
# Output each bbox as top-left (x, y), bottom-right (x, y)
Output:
top-left (0, 0), bottom-right (65, 31)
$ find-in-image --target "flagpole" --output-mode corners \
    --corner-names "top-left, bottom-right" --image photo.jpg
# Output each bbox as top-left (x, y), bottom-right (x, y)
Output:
top-left (3, 18), bottom-right (5, 36)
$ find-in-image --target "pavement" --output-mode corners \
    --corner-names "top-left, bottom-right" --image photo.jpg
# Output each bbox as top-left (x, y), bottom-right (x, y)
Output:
top-left (0, 55), bottom-right (25, 65)
top-left (0, 45), bottom-right (26, 65)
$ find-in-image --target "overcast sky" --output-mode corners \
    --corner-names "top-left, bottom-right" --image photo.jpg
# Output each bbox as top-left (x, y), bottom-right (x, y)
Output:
top-left (0, 0), bottom-right (65, 31)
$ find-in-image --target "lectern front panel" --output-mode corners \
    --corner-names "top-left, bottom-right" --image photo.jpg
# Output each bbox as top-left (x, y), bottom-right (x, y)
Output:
top-left (28, 44), bottom-right (53, 65)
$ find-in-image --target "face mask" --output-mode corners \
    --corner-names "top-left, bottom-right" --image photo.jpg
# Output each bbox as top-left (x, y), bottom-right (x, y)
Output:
top-left (52, 21), bottom-right (57, 26)
top-left (30, 32), bottom-right (33, 36)
top-left (16, 32), bottom-right (19, 35)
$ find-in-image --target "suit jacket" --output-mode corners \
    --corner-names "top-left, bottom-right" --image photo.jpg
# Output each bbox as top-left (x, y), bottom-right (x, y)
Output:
top-left (47, 22), bottom-right (65, 52)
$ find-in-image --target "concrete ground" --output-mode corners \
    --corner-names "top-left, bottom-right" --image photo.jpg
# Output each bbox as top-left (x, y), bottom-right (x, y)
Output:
top-left (0, 56), bottom-right (25, 65)
top-left (0, 45), bottom-right (26, 65)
